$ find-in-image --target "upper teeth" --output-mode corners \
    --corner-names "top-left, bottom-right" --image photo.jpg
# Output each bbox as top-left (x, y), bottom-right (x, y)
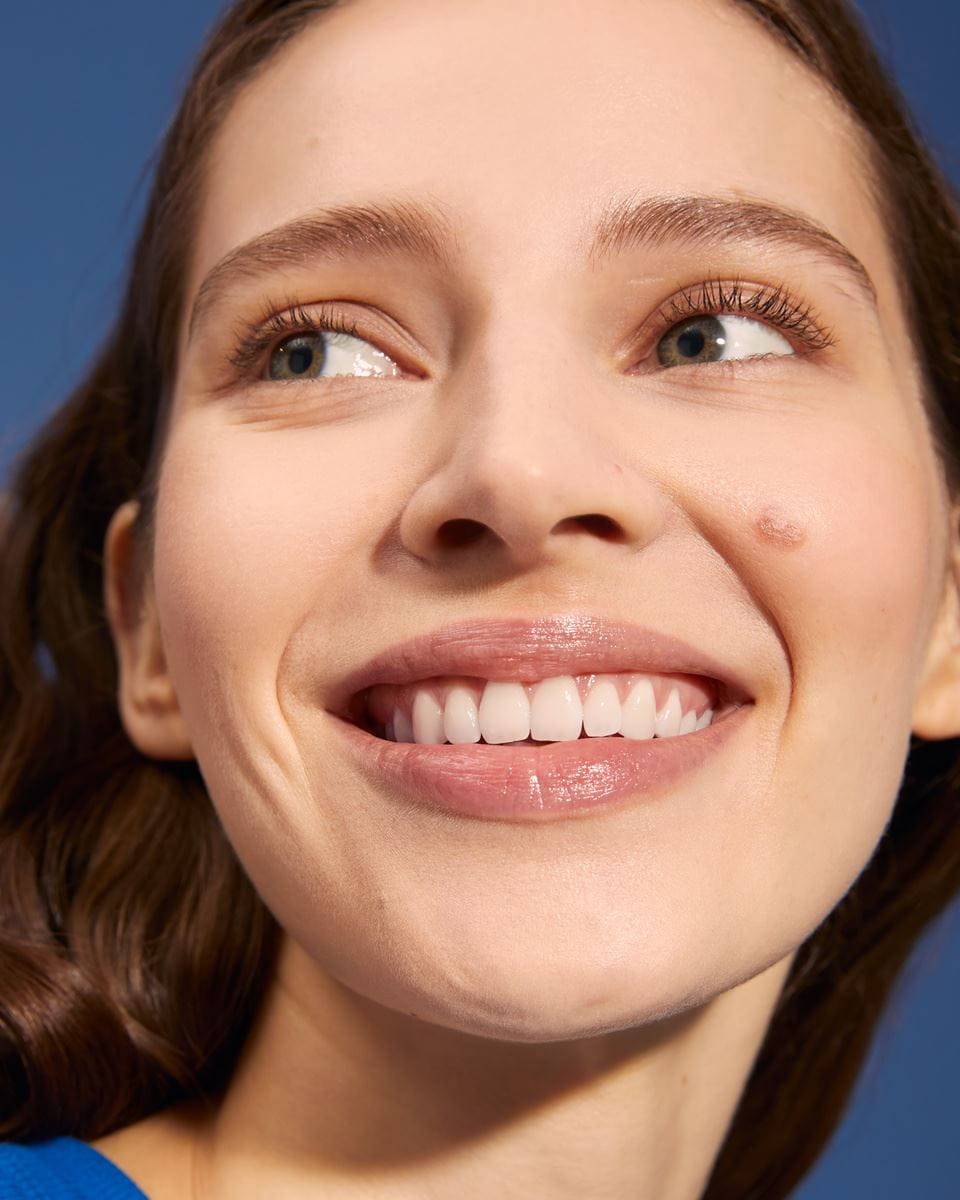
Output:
top-left (364, 673), bottom-right (717, 744)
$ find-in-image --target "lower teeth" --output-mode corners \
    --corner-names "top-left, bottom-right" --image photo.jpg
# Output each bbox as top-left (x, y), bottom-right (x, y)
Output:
top-left (376, 714), bottom-right (721, 744)
top-left (379, 727), bottom-right (611, 745)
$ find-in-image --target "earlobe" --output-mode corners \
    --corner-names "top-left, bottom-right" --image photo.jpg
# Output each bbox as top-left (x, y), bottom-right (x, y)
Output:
top-left (103, 500), bottom-right (194, 760)
top-left (912, 521), bottom-right (960, 742)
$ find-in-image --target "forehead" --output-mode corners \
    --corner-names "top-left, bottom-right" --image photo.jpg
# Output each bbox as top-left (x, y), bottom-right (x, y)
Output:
top-left (191, 0), bottom-right (887, 303)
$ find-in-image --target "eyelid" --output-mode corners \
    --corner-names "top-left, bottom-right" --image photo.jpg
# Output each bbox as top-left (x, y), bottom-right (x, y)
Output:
top-left (222, 277), bottom-right (833, 389)
top-left (627, 277), bottom-right (836, 368)
top-left (225, 299), bottom-right (422, 383)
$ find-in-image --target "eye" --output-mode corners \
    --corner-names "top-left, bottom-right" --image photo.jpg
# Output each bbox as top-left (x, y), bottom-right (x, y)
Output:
top-left (268, 329), bottom-right (401, 381)
top-left (656, 314), bottom-right (793, 368)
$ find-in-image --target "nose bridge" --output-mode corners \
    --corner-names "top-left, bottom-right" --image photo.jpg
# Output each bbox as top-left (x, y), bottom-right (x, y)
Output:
top-left (397, 291), bottom-right (667, 568)
top-left (452, 313), bottom-right (605, 487)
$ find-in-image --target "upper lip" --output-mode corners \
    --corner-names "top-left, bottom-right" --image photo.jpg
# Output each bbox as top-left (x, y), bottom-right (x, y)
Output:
top-left (329, 613), bottom-right (755, 721)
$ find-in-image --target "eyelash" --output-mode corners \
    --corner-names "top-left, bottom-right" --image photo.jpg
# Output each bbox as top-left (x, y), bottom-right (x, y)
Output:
top-left (225, 278), bottom-right (834, 382)
top-left (657, 278), bottom-right (834, 355)
top-left (228, 303), bottom-right (363, 376)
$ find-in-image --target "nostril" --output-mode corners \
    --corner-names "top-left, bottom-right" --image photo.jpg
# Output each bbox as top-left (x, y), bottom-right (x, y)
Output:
top-left (436, 518), bottom-right (489, 549)
top-left (561, 513), bottom-right (622, 540)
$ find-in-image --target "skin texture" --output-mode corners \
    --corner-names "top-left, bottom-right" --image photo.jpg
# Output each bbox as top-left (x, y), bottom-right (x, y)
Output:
top-left (98, 0), bottom-right (960, 1195)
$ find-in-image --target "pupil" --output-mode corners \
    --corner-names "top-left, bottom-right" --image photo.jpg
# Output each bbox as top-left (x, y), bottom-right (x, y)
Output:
top-left (287, 342), bottom-right (315, 375)
top-left (677, 327), bottom-right (706, 358)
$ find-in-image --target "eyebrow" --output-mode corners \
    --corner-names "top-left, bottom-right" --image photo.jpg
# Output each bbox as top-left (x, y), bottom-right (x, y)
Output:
top-left (187, 198), bottom-right (458, 340)
top-left (586, 193), bottom-right (877, 303)
top-left (187, 192), bottom-right (877, 340)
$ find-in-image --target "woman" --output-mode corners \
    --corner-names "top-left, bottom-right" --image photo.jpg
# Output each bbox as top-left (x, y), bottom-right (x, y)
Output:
top-left (1, 0), bottom-right (958, 1196)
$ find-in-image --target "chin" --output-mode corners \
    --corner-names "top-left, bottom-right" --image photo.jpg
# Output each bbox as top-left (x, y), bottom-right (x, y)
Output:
top-left (366, 940), bottom-right (711, 1044)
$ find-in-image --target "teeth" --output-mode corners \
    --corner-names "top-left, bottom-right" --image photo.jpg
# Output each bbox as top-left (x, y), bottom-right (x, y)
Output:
top-left (653, 685), bottom-right (683, 738)
top-left (380, 674), bottom-right (719, 744)
top-left (619, 677), bottom-right (657, 740)
top-left (582, 678), bottom-right (622, 736)
top-left (411, 690), bottom-right (445, 744)
top-left (530, 675), bottom-right (583, 741)
top-left (443, 686), bottom-right (481, 744)
top-left (393, 706), bottom-right (414, 743)
top-left (477, 681), bottom-right (531, 744)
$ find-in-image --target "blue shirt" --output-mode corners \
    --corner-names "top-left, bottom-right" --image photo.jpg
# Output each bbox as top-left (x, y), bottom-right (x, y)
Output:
top-left (0, 1137), bottom-right (146, 1198)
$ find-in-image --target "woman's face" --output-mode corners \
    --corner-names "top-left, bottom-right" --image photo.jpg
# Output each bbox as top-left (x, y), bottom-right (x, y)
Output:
top-left (113, 0), bottom-right (958, 1039)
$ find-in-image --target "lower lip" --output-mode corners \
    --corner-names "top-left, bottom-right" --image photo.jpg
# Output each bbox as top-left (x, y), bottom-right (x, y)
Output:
top-left (331, 704), bottom-right (751, 822)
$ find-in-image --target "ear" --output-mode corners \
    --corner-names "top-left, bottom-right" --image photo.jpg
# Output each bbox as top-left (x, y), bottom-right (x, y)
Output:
top-left (103, 500), bottom-right (194, 760)
top-left (912, 507), bottom-right (960, 741)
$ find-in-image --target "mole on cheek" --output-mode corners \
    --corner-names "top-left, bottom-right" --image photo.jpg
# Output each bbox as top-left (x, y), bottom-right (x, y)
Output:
top-left (753, 505), bottom-right (807, 549)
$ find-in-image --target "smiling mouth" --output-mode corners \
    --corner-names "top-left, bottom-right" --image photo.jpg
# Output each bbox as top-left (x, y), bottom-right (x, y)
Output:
top-left (332, 670), bottom-right (753, 821)
top-left (348, 669), bottom-right (743, 746)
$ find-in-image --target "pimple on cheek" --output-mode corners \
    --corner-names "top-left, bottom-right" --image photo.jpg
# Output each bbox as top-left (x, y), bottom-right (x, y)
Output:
top-left (752, 505), bottom-right (807, 550)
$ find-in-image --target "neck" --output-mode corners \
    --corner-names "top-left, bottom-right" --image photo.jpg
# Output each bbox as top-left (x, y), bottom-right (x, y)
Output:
top-left (180, 936), bottom-right (795, 1199)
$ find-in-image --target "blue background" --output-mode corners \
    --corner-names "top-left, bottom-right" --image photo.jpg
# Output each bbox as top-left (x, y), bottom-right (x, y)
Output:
top-left (1, 2), bottom-right (957, 1194)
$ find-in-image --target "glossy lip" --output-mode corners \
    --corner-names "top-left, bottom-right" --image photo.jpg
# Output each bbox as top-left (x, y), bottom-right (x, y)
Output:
top-left (325, 613), bottom-right (756, 822)
top-left (331, 701), bottom-right (751, 822)
top-left (330, 612), bottom-right (755, 722)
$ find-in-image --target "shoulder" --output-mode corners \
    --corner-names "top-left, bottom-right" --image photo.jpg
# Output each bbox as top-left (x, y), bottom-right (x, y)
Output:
top-left (88, 1102), bottom-right (209, 1200)
top-left (0, 1137), bottom-right (147, 1199)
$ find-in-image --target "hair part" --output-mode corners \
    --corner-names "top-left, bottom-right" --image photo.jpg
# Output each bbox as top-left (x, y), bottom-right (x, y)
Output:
top-left (1, 2), bottom-right (958, 1196)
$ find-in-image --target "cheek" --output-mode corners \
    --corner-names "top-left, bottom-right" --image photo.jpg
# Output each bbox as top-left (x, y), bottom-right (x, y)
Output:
top-left (749, 425), bottom-right (937, 717)
top-left (150, 414), bottom-right (403, 776)
top-left (718, 413), bottom-right (941, 910)
top-left (153, 415), bottom-right (402, 665)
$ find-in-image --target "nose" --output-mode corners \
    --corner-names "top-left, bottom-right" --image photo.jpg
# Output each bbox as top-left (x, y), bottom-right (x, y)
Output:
top-left (397, 330), bottom-right (668, 574)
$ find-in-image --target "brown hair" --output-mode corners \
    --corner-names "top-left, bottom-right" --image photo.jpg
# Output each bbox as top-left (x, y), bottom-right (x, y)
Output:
top-left (1, 1), bottom-right (958, 1195)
